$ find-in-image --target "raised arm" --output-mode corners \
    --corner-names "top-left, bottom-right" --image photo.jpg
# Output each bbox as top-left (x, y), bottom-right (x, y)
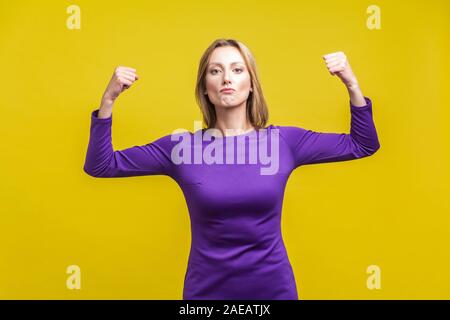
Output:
top-left (83, 110), bottom-right (174, 177)
top-left (279, 96), bottom-right (380, 167)
top-left (278, 52), bottom-right (380, 168)
top-left (83, 66), bottom-right (174, 178)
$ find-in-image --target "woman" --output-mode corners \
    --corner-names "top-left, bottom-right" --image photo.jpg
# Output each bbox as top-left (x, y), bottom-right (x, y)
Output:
top-left (84, 38), bottom-right (380, 300)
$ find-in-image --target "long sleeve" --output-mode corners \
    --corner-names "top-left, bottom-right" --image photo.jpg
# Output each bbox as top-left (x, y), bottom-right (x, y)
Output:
top-left (278, 96), bottom-right (380, 168)
top-left (83, 109), bottom-right (174, 178)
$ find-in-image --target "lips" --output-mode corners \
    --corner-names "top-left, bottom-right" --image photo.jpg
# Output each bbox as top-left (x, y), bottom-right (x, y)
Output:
top-left (220, 88), bottom-right (235, 93)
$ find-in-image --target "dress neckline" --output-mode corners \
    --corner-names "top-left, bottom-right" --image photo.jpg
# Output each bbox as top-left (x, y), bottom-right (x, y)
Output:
top-left (200, 125), bottom-right (273, 140)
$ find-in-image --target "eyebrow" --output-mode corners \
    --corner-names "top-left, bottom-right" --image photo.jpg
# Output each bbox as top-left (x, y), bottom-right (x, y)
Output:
top-left (208, 61), bottom-right (245, 67)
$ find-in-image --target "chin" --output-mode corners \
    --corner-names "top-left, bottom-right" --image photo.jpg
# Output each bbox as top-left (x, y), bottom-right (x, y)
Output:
top-left (218, 104), bottom-right (240, 109)
top-left (218, 100), bottom-right (246, 108)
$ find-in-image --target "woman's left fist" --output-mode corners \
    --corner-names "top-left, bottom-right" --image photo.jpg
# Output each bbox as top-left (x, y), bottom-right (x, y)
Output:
top-left (323, 51), bottom-right (359, 88)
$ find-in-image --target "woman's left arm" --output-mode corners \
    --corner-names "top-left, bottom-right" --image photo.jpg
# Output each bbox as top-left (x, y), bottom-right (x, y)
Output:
top-left (323, 51), bottom-right (366, 107)
top-left (277, 52), bottom-right (380, 168)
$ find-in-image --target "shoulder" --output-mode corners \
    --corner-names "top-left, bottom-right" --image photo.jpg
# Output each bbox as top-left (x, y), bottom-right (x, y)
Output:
top-left (145, 130), bottom-right (189, 149)
top-left (269, 124), bottom-right (309, 141)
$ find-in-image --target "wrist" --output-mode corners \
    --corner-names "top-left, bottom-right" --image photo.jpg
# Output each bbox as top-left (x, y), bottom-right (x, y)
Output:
top-left (100, 96), bottom-right (115, 109)
top-left (346, 82), bottom-right (360, 91)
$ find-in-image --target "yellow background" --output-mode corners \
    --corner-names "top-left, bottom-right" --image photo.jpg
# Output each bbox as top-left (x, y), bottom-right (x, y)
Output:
top-left (1, 0), bottom-right (449, 299)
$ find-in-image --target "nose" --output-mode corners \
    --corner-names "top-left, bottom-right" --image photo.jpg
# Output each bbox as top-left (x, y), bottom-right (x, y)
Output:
top-left (223, 69), bottom-right (232, 85)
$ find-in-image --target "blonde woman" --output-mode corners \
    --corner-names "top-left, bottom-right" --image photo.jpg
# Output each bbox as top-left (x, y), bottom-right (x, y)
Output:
top-left (84, 38), bottom-right (380, 300)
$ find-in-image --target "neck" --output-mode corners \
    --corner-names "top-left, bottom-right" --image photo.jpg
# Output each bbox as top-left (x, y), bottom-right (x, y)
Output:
top-left (213, 103), bottom-right (254, 137)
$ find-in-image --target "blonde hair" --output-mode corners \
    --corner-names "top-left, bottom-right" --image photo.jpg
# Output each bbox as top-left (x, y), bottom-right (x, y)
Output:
top-left (195, 39), bottom-right (269, 130)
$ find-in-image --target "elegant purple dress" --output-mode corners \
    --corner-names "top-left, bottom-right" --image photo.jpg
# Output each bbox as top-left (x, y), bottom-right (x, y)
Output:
top-left (84, 96), bottom-right (380, 300)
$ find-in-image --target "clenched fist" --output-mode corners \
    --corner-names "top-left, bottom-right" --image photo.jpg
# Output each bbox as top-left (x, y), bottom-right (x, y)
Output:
top-left (322, 51), bottom-right (358, 88)
top-left (102, 66), bottom-right (139, 103)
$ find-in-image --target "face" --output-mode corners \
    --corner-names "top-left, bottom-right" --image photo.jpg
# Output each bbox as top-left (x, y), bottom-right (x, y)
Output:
top-left (204, 46), bottom-right (252, 110)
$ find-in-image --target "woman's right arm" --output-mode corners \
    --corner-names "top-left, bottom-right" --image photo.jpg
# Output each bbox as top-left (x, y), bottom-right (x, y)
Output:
top-left (83, 66), bottom-right (174, 178)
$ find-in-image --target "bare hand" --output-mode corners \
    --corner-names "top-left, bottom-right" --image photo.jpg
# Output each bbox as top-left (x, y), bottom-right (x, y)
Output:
top-left (322, 51), bottom-right (358, 88)
top-left (102, 66), bottom-right (139, 103)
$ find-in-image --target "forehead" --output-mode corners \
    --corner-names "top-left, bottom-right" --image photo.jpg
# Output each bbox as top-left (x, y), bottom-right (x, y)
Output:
top-left (208, 46), bottom-right (245, 66)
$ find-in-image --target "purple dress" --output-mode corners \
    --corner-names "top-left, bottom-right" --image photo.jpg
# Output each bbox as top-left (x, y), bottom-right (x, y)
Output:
top-left (84, 96), bottom-right (380, 300)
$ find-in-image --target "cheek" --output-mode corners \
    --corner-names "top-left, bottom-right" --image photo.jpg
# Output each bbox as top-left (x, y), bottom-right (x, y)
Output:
top-left (205, 76), bottom-right (220, 89)
top-left (236, 74), bottom-right (251, 89)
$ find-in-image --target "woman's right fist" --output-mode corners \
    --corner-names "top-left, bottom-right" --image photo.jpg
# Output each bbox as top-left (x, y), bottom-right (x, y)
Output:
top-left (102, 66), bottom-right (139, 103)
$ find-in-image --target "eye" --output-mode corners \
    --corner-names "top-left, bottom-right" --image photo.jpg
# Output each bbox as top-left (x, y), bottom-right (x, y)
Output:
top-left (234, 68), bottom-right (243, 73)
top-left (210, 68), bottom-right (220, 75)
